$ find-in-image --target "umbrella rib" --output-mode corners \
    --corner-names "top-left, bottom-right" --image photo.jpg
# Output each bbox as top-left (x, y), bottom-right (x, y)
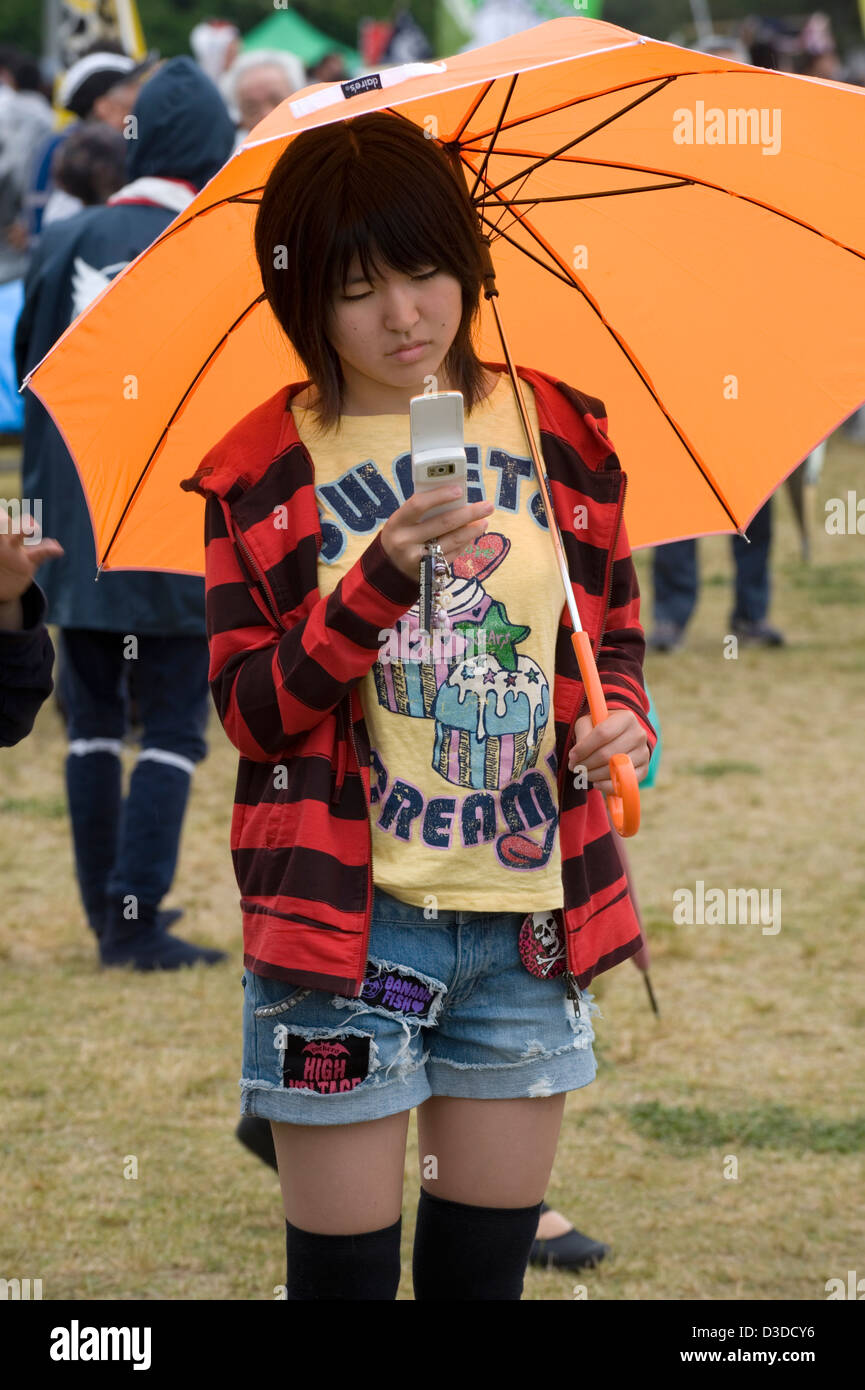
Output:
top-left (478, 146), bottom-right (865, 263)
top-left (459, 77), bottom-right (672, 144)
top-left (468, 73), bottom-right (520, 206)
top-left (471, 192), bottom-right (743, 531)
top-left (479, 217), bottom-right (577, 288)
top-left (383, 88), bottom-right (498, 144)
top-left (484, 178), bottom-right (692, 238)
top-left (473, 77), bottom-right (677, 201)
top-left (460, 74), bottom-right (865, 262)
top-left (462, 77), bottom-right (681, 242)
top-left (462, 66), bottom-right (773, 144)
top-left (451, 80), bottom-right (497, 142)
top-left (499, 181), bottom-right (692, 204)
top-left (98, 293), bottom-right (268, 570)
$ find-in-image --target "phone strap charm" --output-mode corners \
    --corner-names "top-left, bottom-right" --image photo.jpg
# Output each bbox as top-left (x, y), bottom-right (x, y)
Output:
top-left (419, 540), bottom-right (451, 636)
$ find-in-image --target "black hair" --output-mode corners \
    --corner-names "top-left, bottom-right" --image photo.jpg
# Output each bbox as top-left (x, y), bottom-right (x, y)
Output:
top-left (254, 112), bottom-right (488, 429)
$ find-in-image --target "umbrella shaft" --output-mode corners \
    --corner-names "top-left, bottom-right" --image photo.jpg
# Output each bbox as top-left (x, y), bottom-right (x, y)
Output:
top-left (486, 294), bottom-right (582, 634)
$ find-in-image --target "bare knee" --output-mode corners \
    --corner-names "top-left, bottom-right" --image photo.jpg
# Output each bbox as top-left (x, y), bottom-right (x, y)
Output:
top-left (270, 1109), bottom-right (410, 1234)
top-left (416, 1094), bottom-right (565, 1207)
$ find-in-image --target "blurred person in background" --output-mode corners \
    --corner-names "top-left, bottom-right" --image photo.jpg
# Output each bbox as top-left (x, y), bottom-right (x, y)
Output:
top-left (28, 42), bottom-right (156, 237)
top-left (0, 47), bottom-right (54, 283)
top-left (56, 45), bottom-right (150, 131)
top-left (307, 52), bottom-right (348, 84)
top-left (0, 48), bottom-right (53, 433)
top-left (220, 50), bottom-right (305, 147)
top-left (15, 58), bottom-right (235, 972)
top-left (649, 29), bottom-right (783, 652)
top-left (797, 11), bottom-right (843, 81)
top-left (797, 48), bottom-right (844, 81)
top-left (692, 32), bottom-right (749, 63)
top-left (189, 18), bottom-right (240, 85)
top-left (50, 122), bottom-right (128, 210)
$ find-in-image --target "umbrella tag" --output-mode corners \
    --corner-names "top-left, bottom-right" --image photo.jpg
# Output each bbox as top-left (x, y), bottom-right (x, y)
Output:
top-left (342, 74), bottom-right (383, 99)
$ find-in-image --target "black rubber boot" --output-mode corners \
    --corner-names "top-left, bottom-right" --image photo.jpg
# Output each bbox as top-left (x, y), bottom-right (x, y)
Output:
top-left (99, 895), bottom-right (227, 971)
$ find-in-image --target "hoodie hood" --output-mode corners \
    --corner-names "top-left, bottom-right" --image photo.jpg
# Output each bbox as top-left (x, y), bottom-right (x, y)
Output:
top-left (128, 56), bottom-right (235, 190)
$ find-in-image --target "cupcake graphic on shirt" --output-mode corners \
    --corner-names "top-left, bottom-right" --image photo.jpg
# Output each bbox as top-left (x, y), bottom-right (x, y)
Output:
top-left (371, 531), bottom-right (551, 789)
top-left (431, 651), bottom-right (550, 790)
top-left (372, 532), bottom-right (520, 719)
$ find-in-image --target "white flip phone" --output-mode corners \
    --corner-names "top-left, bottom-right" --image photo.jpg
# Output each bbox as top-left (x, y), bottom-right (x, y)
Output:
top-left (410, 390), bottom-right (467, 523)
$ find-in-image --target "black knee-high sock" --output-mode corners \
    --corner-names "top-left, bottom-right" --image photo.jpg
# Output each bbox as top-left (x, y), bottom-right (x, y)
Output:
top-left (412, 1186), bottom-right (543, 1301)
top-left (284, 1216), bottom-right (402, 1300)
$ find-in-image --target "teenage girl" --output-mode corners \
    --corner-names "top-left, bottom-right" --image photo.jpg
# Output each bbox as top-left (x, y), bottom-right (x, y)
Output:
top-left (187, 112), bottom-right (654, 1300)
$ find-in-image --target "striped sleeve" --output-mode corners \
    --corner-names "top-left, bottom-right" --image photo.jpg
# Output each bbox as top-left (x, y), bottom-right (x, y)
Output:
top-left (596, 514), bottom-right (658, 754)
top-left (204, 494), bottom-right (420, 760)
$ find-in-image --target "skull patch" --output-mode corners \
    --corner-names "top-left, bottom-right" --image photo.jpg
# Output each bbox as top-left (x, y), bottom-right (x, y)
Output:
top-left (518, 909), bottom-right (566, 979)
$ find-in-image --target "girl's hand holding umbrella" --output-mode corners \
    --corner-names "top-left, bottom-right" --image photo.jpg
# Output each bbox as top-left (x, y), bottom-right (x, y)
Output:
top-left (568, 710), bottom-right (650, 799)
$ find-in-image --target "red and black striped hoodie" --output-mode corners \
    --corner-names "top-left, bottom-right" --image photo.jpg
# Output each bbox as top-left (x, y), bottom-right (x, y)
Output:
top-left (181, 362), bottom-right (658, 997)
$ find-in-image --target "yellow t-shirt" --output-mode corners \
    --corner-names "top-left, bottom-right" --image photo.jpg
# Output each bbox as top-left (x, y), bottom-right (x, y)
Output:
top-left (293, 372), bottom-right (565, 912)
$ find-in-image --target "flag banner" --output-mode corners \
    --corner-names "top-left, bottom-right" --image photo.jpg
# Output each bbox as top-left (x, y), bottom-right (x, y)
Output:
top-left (44, 0), bottom-right (147, 72)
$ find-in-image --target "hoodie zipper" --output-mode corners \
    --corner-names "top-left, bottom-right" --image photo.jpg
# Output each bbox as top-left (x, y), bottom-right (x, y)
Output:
top-left (235, 531), bottom-right (283, 629)
top-left (560, 470), bottom-right (627, 1004)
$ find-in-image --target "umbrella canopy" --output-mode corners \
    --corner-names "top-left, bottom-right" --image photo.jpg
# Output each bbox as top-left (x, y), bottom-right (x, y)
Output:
top-left (23, 15), bottom-right (865, 577)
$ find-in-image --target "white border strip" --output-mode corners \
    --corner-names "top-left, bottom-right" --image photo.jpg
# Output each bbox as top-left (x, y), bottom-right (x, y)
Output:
top-left (68, 738), bottom-right (124, 757)
top-left (290, 61), bottom-right (449, 119)
top-left (137, 748), bottom-right (196, 776)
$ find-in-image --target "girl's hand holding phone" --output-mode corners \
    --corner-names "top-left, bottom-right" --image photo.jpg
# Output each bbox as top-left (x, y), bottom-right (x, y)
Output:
top-left (380, 484), bottom-right (495, 581)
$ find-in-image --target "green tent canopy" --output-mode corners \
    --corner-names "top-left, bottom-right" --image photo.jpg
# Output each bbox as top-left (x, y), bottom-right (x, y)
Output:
top-left (241, 9), bottom-right (361, 76)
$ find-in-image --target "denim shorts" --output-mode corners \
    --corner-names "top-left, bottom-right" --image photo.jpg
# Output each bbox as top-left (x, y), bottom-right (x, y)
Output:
top-left (240, 887), bottom-right (599, 1126)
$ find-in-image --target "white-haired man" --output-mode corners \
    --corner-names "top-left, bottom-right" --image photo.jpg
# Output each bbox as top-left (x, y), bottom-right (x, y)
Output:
top-left (220, 49), bottom-right (305, 147)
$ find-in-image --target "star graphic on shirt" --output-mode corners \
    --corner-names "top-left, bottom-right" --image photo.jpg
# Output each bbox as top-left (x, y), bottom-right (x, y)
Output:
top-left (505, 671), bottom-right (518, 687)
top-left (483, 667), bottom-right (497, 685)
top-left (480, 600), bottom-right (530, 672)
top-left (526, 668), bottom-right (540, 684)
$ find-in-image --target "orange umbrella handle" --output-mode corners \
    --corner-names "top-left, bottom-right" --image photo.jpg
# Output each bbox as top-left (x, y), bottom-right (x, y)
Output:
top-left (571, 630), bottom-right (641, 837)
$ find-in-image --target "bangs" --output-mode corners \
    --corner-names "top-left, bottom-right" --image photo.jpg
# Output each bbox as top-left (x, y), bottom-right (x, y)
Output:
top-left (325, 164), bottom-right (463, 298)
top-left (255, 112), bottom-right (489, 428)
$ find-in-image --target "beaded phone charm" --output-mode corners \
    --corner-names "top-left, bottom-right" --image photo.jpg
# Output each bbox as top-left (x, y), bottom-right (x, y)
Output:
top-left (419, 539), bottom-right (451, 636)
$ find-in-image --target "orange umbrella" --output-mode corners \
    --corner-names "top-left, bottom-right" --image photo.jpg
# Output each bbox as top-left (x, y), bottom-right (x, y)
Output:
top-left (22, 15), bottom-right (865, 829)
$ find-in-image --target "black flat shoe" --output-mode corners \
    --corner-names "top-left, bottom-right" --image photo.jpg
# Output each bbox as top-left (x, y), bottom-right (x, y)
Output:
top-left (731, 619), bottom-right (785, 646)
top-left (647, 620), bottom-right (685, 652)
top-left (236, 1115), bottom-right (278, 1171)
top-left (529, 1226), bottom-right (609, 1271)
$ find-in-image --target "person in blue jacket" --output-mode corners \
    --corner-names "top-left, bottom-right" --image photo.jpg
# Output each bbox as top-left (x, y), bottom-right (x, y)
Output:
top-left (15, 57), bottom-right (235, 970)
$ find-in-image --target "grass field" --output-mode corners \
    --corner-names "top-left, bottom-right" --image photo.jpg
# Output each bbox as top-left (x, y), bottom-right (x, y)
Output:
top-left (1, 436), bottom-right (863, 1301)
